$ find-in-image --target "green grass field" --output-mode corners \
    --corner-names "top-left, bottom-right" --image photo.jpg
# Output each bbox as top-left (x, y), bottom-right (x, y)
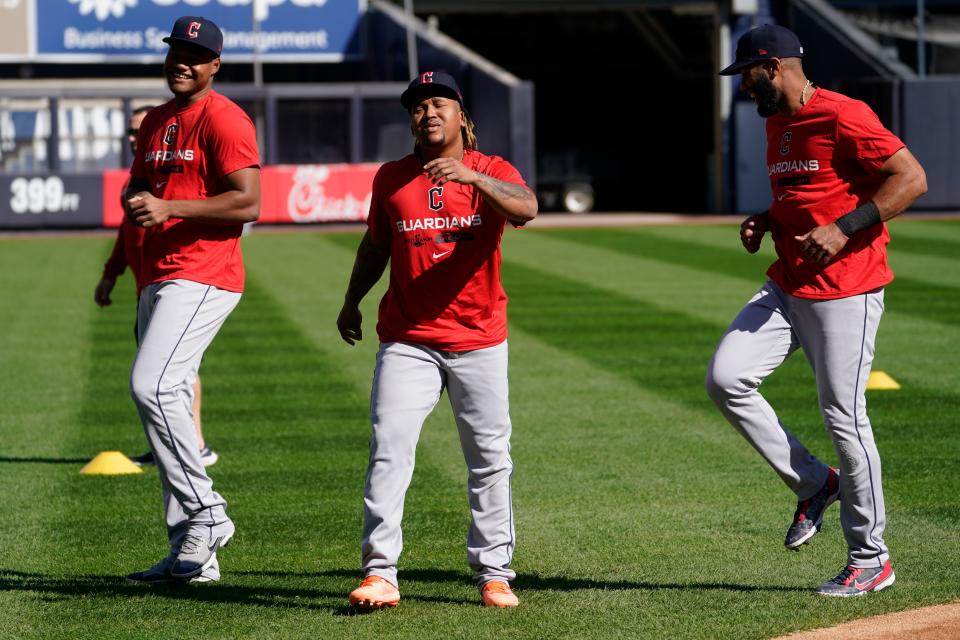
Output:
top-left (1, 219), bottom-right (958, 639)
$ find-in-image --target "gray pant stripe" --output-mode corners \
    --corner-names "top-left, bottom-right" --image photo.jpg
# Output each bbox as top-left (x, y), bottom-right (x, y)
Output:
top-left (853, 293), bottom-right (883, 565)
top-left (154, 284), bottom-right (212, 511)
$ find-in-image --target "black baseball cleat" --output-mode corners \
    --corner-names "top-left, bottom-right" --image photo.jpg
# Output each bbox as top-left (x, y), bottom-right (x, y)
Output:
top-left (785, 467), bottom-right (840, 550)
top-left (816, 560), bottom-right (895, 597)
top-left (130, 450), bottom-right (155, 466)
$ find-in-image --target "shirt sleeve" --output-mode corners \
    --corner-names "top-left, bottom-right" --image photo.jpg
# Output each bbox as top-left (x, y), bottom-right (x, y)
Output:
top-left (102, 225), bottom-right (127, 281)
top-left (481, 156), bottom-right (531, 228)
top-left (837, 100), bottom-right (905, 172)
top-left (366, 167), bottom-right (392, 247)
top-left (129, 118), bottom-right (148, 183)
top-left (484, 157), bottom-right (528, 188)
top-left (207, 106), bottom-right (261, 177)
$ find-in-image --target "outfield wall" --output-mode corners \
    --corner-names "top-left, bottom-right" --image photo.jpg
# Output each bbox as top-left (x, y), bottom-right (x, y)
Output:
top-left (0, 163), bottom-right (380, 229)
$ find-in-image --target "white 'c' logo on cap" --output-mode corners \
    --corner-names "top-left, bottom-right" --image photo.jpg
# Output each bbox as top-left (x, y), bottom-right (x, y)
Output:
top-left (188, 22), bottom-right (201, 38)
top-left (421, 71), bottom-right (434, 84)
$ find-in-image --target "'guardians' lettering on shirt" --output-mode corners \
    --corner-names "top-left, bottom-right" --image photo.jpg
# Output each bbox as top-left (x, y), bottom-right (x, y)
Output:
top-left (396, 214), bottom-right (481, 233)
top-left (144, 149), bottom-right (195, 162)
top-left (768, 159), bottom-right (820, 176)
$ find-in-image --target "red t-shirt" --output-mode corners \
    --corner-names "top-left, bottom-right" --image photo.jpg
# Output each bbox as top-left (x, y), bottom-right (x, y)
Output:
top-left (764, 88), bottom-right (904, 299)
top-left (130, 90), bottom-right (260, 293)
top-left (367, 149), bottom-right (527, 351)
top-left (102, 218), bottom-right (146, 287)
top-left (102, 176), bottom-right (146, 290)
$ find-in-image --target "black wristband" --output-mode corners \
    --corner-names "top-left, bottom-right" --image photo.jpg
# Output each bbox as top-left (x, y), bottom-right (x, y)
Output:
top-left (834, 201), bottom-right (881, 237)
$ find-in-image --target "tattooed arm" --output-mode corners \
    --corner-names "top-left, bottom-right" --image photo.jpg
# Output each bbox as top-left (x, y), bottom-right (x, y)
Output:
top-left (336, 230), bottom-right (391, 345)
top-left (472, 173), bottom-right (539, 224)
top-left (423, 157), bottom-right (538, 224)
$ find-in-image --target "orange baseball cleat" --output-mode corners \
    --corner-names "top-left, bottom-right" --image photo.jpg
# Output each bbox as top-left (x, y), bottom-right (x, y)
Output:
top-left (349, 575), bottom-right (400, 611)
top-left (480, 580), bottom-right (519, 608)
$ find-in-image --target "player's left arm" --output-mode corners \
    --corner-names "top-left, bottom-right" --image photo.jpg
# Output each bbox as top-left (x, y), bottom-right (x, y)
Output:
top-left (796, 147), bottom-right (927, 265)
top-left (423, 157), bottom-right (538, 224)
top-left (128, 166), bottom-right (261, 227)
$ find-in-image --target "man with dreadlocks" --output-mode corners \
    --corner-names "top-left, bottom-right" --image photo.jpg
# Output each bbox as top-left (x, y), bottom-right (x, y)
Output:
top-left (337, 70), bottom-right (537, 610)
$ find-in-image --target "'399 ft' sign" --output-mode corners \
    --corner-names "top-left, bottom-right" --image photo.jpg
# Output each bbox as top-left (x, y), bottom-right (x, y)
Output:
top-left (0, 175), bottom-right (102, 228)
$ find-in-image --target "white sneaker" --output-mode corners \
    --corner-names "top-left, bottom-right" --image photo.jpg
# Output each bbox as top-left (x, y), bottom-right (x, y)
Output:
top-left (170, 522), bottom-right (234, 578)
top-left (200, 446), bottom-right (219, 467)
top-left (127, 554), bottom-right (219, 584)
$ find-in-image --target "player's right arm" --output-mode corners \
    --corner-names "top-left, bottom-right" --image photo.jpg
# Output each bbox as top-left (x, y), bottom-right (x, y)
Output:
top-left (337, 231), bottom-right (391, 346)
top-left (740, 211), bottom-right (768, 253)
top-left (95, 224), bottom-right (128, 306)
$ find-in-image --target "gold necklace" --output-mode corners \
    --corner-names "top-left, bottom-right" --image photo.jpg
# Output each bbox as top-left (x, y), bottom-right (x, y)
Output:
top-left (800, 80), bottom-right (813, 106)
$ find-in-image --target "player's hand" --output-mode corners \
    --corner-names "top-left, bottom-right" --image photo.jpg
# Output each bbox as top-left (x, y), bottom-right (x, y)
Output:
top-left (127, 192), bottom-right (173, 228)
top-left (337, 302), bottom-right (363, 346)
top-left (423, 157), bottom-right (479, 187)
top-left (94, 277), bottom-right (115, 307)
top-left (795, 223), bottom-right (848, 265)
top-left (740, 213), bottom-right (768, 253)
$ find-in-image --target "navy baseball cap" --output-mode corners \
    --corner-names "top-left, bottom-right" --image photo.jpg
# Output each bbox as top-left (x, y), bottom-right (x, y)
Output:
top-left (401, 71), bottom-right (464, 110)
top-left (719, 25), bottom-right (803, 76)
top-left (163, 16), bottom-right (223, 58)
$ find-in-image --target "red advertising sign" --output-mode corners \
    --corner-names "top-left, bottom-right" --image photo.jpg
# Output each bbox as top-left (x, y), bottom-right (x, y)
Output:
top-left (260, 163), bottom-right (379, 224)
top-left (101, 163), bottom-right (380, 228)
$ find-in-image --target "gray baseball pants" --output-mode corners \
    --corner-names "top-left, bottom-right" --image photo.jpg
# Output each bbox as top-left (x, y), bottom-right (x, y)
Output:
top-left (131, 279), bottom-right (240, 553)
top-left (705, 280), bottom-right (889, 568)
top-left (361, 340), bottom-right (516, 587)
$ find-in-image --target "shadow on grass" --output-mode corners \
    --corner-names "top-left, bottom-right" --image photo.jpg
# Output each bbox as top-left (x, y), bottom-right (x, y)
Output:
top-left (0, 565), bottom-right (807, 613)
top-left (235, 567), bottom-right (809, 594)
top-left (0, 568), bottom-right (464, 614)
top-left (0, 456), bottom-right (91, 464)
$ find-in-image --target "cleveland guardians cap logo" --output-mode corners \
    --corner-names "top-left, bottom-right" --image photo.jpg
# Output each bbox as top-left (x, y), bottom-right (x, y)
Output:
top-left (162, 16), bottom-right (224, 57)
top-left (401, 70), bottom-right (464, 110)
top-left (163, 123), bottom-right (178, 146)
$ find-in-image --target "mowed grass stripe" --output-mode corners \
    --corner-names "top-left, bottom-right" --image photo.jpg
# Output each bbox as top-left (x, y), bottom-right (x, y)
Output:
top-left (0, 237), bottom-right (106, 639)
top-left (887, 218), bottom-right (960, 242)
top-left (524, 227), bottom-right (960, 397)
top-left (502, 228), bottom-right (757, 328)
top-left (630, 221), bottom-right (960, 302)
top-left (628, 222), bottom-right (960, 395)
top-left (886, 233), bottom-right (960, 261)
top-left (583, 226), bottom-right (960, 328)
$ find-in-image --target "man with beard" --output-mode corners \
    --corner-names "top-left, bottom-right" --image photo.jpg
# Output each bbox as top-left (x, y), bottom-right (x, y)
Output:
top-left (124, 15), bottom-right (260, 584)
top-left (706, 25), bottom-right (926, 596)
top-left (336, 70), bottom-right (537, 610)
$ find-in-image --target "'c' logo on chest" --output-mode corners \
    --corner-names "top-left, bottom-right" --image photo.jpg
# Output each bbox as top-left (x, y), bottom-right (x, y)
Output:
top-left (428, 186), bottom-right (443, 211)
top-left (779, 131), bottom-right (792, 156)
top-left (163, 123), bottom-right (178, 146)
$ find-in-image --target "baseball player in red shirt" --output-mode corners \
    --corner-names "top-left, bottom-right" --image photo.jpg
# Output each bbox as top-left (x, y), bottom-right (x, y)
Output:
top-left (708, 25), bottom-right (927, 596)
top-left (94, 105), bottom-right (218, 469)
top-left (124, 16), bottom-right (260, 584)
top-left (337, 71), bottom-right (538, 610)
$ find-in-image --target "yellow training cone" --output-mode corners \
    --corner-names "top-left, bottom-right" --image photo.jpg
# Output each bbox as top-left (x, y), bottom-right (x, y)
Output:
top-left (867, 371), bottom-right (901, 391)
top-left (80, 451), bottom-right (143, 475)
